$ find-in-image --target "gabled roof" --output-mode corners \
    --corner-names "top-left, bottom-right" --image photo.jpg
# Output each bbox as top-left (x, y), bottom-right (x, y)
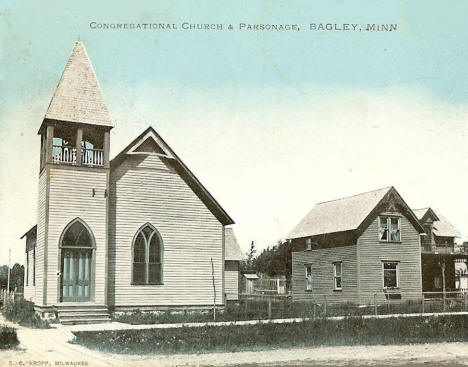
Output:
top-left (41, 41), bottom-right (113, 130)
top-left (225, 228), bottom-right (243, 261)
top-left (413, 208), bottom-right (439, 222)
top-left (414, 208), bottom-right (460, 238)
top-left (111, 126), bottom-right (234, 226)
top-left (287, 186), bottom-right (424, 239)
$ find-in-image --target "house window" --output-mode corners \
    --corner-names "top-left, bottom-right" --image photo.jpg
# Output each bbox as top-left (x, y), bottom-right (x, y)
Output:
top-left (305, 265), bottom-right (312, 291)
top-left (333, 262), bottom-right (342, 290)
top-left (306, 238), bottom-right (312, 250)
top-left (379, 216), bottom-right (401, 242)
top-left (132, 224), bottom-right (163, 285)
top-left (383, 261), bottom-right (399, 288)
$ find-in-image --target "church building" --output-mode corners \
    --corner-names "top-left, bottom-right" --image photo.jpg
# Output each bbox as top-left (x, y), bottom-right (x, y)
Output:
top-left (20, 41), bottom-right (243, 324)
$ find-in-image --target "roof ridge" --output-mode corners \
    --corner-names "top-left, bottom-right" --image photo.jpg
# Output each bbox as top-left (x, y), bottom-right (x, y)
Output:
top-left (316, 186), bottom-right (392, 205)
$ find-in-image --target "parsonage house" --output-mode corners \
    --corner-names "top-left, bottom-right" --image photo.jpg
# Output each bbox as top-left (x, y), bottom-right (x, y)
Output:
top-left (288, 186), bottom-right (467, 305)
top-left (20, 41), bottom-right (243, 324)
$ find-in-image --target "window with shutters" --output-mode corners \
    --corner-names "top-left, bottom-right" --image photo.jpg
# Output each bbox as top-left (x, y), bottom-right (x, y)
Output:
top-left (132, 223), bottom-right (163, 285)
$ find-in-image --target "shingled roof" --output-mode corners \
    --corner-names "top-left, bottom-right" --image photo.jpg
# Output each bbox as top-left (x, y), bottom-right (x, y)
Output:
top-left (287, 186), bottom-right (424, 239)
top-left (43, 41), bottom-right (113, 128)
top-left (413, 207), bottom-right (460, 238)
top-left (225, 228), bottom-right (243, 261)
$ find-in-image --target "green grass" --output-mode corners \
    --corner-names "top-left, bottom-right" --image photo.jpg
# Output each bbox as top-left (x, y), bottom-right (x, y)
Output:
top-left (74, 314), bottom-right (468, 355)
top-left (0, 325), bottom-right (19, 349)
top-left (114, 298), bottom-right (467, 325)
top-left (2, 299), bottom-right (50, 329)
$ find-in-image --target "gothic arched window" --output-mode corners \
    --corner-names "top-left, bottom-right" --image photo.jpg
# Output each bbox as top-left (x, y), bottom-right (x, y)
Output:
top-left (132, 224), bottom-right (163, 285)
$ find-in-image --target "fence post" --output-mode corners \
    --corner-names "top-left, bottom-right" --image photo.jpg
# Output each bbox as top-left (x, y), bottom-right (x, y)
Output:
top-left (324, 295), bottom-right (327, 317)
top-left (443, 291), bottom-right (447, 312)
top-left (373, 293), bottom-right (377, 316)
top-left (268, 299), bottom-right (272, 319)
top-left (386, 296), bottom-right (390, 313)
top-left (313, 302), bottom-right (316, 319)
top-left (244, 298), bottom-right (248, 318)
top-left (465, 293), bottom-right (467, 312)
top-left (422, 295), bottom-right (425, 314)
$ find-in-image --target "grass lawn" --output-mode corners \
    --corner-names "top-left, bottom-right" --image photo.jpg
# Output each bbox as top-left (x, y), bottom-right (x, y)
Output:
top-left (2, 299), bottom-right (50, 329)
top-left (73, 314), bottom-right (468, 355)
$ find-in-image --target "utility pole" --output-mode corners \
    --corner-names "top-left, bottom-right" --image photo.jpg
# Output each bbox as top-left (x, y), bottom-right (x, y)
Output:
top-left (7, 249), bottom-right (11, 295)
top-left (211, 257), bottom-right (216, 321)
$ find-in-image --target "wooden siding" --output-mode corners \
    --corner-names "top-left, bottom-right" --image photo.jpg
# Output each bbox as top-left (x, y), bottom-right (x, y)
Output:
top-left (34, 170), bottom-right (47, 306)
top-left (47, 166), bottom-right (108, 305)
top-left (292, 245), bottom-right (358, 303)
top-left (109, 154), bottom-right (224, 307)
top-left (225, 261), bottom-right (239, 300)
top-left (357, 212), bottom-right (422, 304)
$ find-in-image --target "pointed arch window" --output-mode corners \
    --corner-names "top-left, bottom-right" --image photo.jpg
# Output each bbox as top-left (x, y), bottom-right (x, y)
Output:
top-left (132, 224), bottom-right (163, 285)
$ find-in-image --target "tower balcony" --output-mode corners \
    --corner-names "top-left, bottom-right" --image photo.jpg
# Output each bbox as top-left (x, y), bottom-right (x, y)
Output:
top-left (52, 145), bottom-right (104, 167)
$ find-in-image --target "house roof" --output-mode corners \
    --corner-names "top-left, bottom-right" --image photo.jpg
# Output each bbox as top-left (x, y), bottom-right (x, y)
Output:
top-left (413, 207), bottom-right (460, 238)
top-left (111, 126), bottom-right (234, 226)
top-left (433, 219), bottom-right (460, 238)
top-left (243, 273), bottom-right (259, 280)
top-left (225, 228), bottom-right (243, 261)
top-left (41, 41), bottom-right (113, 130)
top-left (287, 186), bottom-right (424, 239)
top-left (413, 207), bottom-right (439, 222)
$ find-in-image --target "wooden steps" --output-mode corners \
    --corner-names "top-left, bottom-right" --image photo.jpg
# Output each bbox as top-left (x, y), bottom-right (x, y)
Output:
top-left (55, 304), bottom-right (111, 325)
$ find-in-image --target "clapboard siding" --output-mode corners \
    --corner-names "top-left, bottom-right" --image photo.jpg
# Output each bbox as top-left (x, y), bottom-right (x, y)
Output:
top-left (34, 170), bottom-right (47, 306)
top-left (47, 167), bottom-right (108, 305)
top-left (109, 154), bottom-right (224, 307)
top-left (357, 213), bottom-right (422, 304)
top-left (292, 246), bottom-right (358, 303)
top-left (225, 261), bottom-right (239, 300)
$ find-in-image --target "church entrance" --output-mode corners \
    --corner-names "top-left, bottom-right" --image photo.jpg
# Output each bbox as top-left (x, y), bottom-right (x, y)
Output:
top-left (60, 219), bottom-right (94, 302)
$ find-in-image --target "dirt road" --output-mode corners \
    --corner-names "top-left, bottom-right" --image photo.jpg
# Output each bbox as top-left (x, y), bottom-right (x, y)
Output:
top-left (1, 316), bottom-right (468, 366)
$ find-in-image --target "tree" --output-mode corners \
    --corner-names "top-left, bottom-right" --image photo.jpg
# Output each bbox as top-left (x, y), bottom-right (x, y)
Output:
top-left (0, 263), bottom-right (24, 291)
top-left (240, 241), bottom-right (257, 272)
top-left (252, 239), bottom-right (305, 287)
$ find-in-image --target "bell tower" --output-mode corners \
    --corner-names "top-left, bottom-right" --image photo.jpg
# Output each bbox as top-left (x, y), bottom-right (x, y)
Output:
top-left (36, 41), bottom-right (113, 308)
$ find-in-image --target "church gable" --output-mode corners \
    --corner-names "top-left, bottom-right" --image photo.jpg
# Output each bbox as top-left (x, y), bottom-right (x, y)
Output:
top-left (133, 137), bottom-right (167, 155)
top-left (110, 126), bottom-right (234, 226)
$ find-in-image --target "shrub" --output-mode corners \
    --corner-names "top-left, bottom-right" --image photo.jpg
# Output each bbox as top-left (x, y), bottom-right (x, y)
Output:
top-left (3, 299), bottom-right (49, 329)
top-left (0, 325), bottom-right (19, 349)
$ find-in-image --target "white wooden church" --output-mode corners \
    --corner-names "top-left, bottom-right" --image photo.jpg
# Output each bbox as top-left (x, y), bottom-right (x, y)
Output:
top-left (21, 41), bottom-right (243, 324)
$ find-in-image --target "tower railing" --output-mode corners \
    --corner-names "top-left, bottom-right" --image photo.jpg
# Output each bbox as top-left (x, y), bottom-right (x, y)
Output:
top-left (52, 145), bottom-right (76, 164)
top-left (51, 145), bottom-right (104, 166)
top-left (81, 148), bottom-right (104, 166)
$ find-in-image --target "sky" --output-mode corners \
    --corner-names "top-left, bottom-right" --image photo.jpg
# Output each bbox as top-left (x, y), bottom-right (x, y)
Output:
top-left (1, 0), bottom-right (467, 265)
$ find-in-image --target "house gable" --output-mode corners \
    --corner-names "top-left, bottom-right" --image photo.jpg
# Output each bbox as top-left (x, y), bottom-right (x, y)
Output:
top-left (355, 187), bottom-right (425, 239)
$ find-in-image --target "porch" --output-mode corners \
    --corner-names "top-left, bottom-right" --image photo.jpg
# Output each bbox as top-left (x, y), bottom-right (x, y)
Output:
top-left (421, 251), bottom-right (468, 293)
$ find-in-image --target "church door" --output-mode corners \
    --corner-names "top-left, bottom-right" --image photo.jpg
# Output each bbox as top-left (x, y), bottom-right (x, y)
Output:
top-left (60, 220), bottom-right (94, 302)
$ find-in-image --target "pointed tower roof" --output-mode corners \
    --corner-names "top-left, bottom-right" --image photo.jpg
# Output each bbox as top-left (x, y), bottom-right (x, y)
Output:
top-left (43, 41), bottom-right (113, 128)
